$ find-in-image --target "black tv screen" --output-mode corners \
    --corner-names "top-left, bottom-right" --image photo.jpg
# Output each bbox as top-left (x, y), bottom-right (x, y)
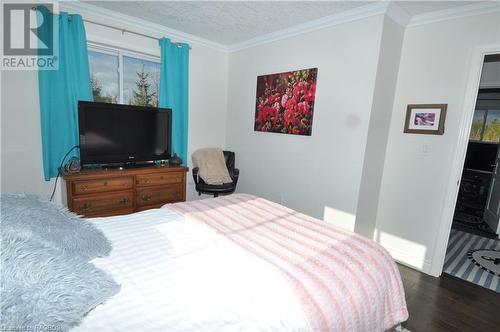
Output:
top-left (78, 101), bottom-right (172, 167)
top-left (464, 142), bottom-right (498, 172)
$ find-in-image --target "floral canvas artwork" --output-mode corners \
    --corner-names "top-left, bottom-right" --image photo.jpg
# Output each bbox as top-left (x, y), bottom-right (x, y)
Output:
top-left (254, 68), bottom-right (318, 136)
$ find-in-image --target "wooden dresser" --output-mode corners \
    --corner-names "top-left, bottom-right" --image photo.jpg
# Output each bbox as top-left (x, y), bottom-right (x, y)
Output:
top-left (61, 166), bottom-right (187, 218)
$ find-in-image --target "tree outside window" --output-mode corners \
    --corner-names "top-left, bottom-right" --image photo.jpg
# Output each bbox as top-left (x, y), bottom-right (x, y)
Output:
top-left (88, 47), bottom-right (160, 108)
top-left (123, 56), bottom-right (160, 107)
top-left (470, 109), bottom-right (500, 143)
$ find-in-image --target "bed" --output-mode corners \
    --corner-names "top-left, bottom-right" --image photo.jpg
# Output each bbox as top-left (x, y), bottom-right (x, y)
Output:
top-left (75, 193), bottom-right (408, 332)
top-left (1, 193), bottom-right (408, 331)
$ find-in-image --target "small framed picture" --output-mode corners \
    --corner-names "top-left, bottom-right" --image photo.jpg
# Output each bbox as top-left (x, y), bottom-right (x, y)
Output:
top-left (404, 104), bottom-right (447, 135)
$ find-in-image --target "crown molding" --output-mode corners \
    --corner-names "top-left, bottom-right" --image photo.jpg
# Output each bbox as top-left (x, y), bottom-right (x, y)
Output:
top-left (227, 2), bottom-right (388, 53)
top-left (59, 1), bottom-right (229, 52)
top-left (408, 1), bottom-right (500, 27)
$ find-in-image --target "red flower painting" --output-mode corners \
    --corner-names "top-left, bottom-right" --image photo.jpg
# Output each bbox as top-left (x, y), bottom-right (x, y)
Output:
top-left (254, 68), bottom-right (318, 136)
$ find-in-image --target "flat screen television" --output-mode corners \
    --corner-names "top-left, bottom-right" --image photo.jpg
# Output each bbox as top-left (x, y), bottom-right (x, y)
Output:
top-left (464, 141), bottom-right (498, 172)
top-left (78, 101), bottom-right (172, 167)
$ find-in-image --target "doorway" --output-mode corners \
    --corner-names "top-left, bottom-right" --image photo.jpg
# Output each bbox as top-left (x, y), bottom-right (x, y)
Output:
top-left (443, 54), bottom-right (500, 292)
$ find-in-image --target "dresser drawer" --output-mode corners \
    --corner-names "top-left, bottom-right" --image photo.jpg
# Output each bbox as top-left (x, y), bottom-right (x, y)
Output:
top-left (135, 172), bottom-right (184, 187)
top-left (73, 177), bottom-right (133, 195)
top-left (136, 186), bottom-right (183, 206)
top-left (72, 191), bottom-right (134, 215)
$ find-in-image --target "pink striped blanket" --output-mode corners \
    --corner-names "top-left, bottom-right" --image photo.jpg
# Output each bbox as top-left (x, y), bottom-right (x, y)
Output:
top-left (170, 194), bottom-right (408, 332)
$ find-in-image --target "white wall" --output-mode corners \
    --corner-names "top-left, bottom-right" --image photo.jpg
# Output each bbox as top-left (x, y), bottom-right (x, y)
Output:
top-left (1, 70), bottom-right (53, 198)
top-left (355, 17), bottom-right (405, 238)
top-left (186, 44), bottom-right (228, 200)
top-left (226, 16), bottom-right (385, 227)
top-left (0, 9), bottom-right (228, 202)
top-left (375, 12), bottom-right (500, 274)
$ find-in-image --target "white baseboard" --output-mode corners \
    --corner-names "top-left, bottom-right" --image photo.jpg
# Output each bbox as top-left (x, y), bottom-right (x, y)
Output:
top-left (381, 244), bottom-right (432, 275)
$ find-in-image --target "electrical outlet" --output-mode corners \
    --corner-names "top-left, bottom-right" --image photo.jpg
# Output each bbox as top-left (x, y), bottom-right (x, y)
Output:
top-left (421, 144), bottom-right (430, 155)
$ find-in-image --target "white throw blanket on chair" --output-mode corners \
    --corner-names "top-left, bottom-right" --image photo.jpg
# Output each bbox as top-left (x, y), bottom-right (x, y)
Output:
top-left (192, 148), bottom-right (233, 185)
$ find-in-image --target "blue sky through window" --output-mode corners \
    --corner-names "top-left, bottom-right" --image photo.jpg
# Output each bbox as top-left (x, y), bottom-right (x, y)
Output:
top-left (88, 50), bottom-right (119, 103)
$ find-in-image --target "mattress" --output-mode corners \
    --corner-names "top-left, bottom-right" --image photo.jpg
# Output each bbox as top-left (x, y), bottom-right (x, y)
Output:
top-left (75, 194), bottom-right (408, 332)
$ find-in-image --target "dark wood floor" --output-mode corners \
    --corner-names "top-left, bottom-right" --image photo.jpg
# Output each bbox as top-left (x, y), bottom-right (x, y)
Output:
top-left (398, 264), bottom-right (500, 332)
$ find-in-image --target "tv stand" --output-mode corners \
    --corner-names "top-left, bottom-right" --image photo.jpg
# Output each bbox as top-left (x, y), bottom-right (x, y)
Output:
top-left (61, 165), bottom-right (187, 218)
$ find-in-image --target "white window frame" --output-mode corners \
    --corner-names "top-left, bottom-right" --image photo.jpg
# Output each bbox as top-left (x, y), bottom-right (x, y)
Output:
top-left (87, 42), bottom-right (161, 105)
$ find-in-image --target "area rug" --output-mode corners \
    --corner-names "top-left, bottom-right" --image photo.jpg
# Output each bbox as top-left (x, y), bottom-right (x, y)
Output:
top-left (444, 229), bottom-right (500, 293)
top-left (467, 249), bottom-right (500, 277)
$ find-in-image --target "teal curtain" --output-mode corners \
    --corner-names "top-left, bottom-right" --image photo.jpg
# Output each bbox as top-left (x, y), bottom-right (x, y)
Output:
top-left (158, 38), bottom-right (189, 165)
top-left (38, 12), bottom-right (92, 180)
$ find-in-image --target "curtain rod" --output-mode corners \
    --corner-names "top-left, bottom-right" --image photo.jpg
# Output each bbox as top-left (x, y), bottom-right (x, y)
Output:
top-left (82, 19), bottom-right (192, 50)
top-left (31, 6), bottom-right (191, 49)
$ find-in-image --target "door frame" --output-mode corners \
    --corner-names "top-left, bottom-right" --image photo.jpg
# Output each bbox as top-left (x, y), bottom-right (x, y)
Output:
top-left (484, 146), bottom-right (500, 233)
top-left (430, 44), bottom-right (500, 277)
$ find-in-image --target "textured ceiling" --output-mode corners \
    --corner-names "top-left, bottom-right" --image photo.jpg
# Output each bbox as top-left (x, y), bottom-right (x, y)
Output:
top-left (85, 1), bottom-right (481, 45)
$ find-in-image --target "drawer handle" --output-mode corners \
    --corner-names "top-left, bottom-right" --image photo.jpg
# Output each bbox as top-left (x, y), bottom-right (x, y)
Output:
top-left (160, 176), bottom-right (164, 180)
top-left (142, 195), bottom-right (152, 202)
top-left (103, 181), bottom-right (108, 186)
top-left (118, 197), bottom-right (129, 205)
top-left (80, 203), bottom-right (92, 212)
top-left (81, 185), bottom-right (88, 192)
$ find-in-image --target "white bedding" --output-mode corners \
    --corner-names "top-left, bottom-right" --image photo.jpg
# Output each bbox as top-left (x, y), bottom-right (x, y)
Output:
top-left (74, 208), bottom-right (310, 332)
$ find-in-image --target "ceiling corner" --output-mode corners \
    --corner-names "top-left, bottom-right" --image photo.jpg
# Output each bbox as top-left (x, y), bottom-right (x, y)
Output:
top-left (385, 2), bottom-right (411, 27)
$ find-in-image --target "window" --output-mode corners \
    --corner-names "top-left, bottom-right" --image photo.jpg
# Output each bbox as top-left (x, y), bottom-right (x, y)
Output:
top-left (470, 110), bottom-right (486, 141)
top-left (483, 110), bottom-right (500, 142)
top-left (123, 55), bottom-right (160, 107)
top-left (469, 109), bottom-right (500, 143)
top-left (88, 44), bottom-right (160, 107)
top-left (89, 50), bottom-right (119, 103)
